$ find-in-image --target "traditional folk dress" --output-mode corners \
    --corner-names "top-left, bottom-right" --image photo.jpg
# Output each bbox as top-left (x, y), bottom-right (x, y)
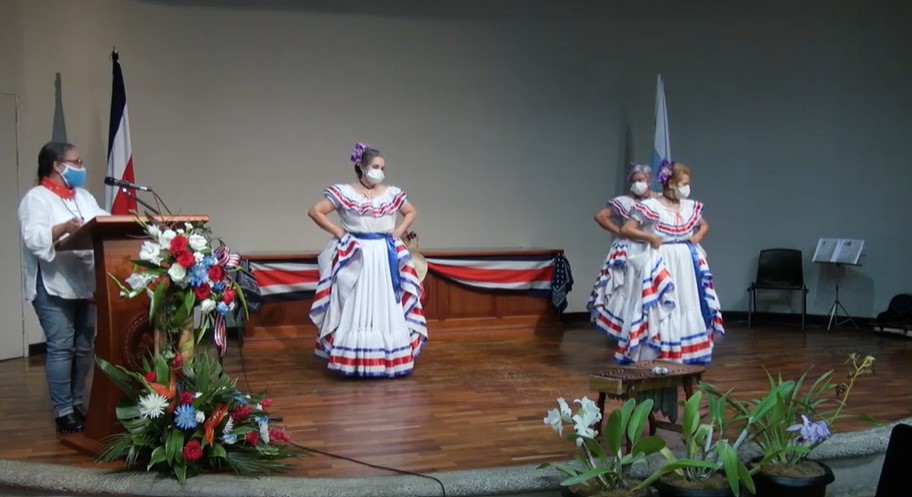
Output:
top-left (310, 184), bottom-right (427, 377)
top-left (625, 197), bottom-right (725, 365)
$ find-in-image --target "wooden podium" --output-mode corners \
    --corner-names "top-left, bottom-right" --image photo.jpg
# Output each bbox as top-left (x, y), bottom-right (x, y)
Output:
top-left (55, 214), bottom-right (209, 454)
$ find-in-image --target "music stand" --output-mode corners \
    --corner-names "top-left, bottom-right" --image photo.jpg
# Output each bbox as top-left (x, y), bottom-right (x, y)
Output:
top-left (812, 238), bottom-right (865, 330)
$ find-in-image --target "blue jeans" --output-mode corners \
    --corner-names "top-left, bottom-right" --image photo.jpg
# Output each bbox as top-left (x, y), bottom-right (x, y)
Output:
top-left (32, 274), bottom-right (96, 417)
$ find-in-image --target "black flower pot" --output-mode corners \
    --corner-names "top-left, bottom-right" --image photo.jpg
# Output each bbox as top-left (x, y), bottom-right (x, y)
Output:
top-left (652, 479), bottom-right (735, 497)
top-left (751, 460), bottom-right (835, 497)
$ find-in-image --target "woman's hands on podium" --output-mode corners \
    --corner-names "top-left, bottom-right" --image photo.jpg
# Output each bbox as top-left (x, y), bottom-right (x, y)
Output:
top-left (52, 217), bottom-right (83, 243)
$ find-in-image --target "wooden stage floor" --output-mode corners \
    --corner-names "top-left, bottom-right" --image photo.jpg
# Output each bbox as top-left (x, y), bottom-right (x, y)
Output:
top-left (1, 322), bottom-right (910, 479)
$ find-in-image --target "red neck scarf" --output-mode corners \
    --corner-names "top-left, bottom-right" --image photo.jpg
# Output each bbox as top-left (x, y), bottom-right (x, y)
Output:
top-left (40, 178), bottom-right (76, 200)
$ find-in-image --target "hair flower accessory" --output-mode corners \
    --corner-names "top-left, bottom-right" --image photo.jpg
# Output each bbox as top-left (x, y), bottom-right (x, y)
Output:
top-left (656, 159), bottom-right (676, 185)
top-left (349, 143), bottom-right (371, 165)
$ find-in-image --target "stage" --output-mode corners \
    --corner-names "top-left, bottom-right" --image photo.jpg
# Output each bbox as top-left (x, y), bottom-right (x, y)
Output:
top-left (0, 321), bottom-right (909, 484)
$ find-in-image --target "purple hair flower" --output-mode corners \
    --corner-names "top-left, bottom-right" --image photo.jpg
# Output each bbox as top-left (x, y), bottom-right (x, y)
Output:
top-left (787, 415), bottom-right (831, 445)
top-left (350, 142), bottom-right (371, 165)
top-left (656, 159), bottom-right (675, 185)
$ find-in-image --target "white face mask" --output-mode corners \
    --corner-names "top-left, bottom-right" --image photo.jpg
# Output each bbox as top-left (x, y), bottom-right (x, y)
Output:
top-left (630, 181), bottom-right (648, 196)
top-left (363, 167), bottom-right (385, 185)
top-left (676, 185), bottom-right (691, 199)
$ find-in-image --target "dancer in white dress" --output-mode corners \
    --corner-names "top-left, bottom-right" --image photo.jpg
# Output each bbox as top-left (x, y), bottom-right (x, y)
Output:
top-left (307, 143), bottom-right (427, 377)
top-left (587, 163), bottom-right (656, 360)
top-left (620, 162), bottom-right (724, 365)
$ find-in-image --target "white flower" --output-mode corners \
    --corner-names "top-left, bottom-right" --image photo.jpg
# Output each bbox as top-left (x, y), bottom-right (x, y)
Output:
top-left (256, 403), bottom-right (263, 411)
top-left (200, 299), bottom-right (216, 314)
top-left (194, 392), bottom-right (203, 399)
top-left (193, 251), bottom-right (206, 263)
top-left (544, 408), bottom-right (564, 436)
top-left (259, 421), bottom-right (270, 444)
top-left (184, 222), bottom-right (194, 232)
top-left (126, 272), bottom-right (156, 291)
top-left (139, 241), bottom-right (163, 265)
top-left (557, 397), bottom-right (572, 419)
top-left (158, 229), bottom-right (177, 247)
top-left (574, 425), bottom-right (598, 446)
top-left (188, 234), bottom-right (207, 251)
top-left (223, 417), bottom-right (234, 434)
top-left (195, 411), bottom-right (206, 424)
top-left (177, 229), bottom-right (185, 235)
top-left (147, 224), bottom-right (162, 239)
top-left (139, 393), bottom-right (169, 420)
top-left (168, 263), bottom-right (187, 283)
top-left (575, 397), bottom-right (601, 422)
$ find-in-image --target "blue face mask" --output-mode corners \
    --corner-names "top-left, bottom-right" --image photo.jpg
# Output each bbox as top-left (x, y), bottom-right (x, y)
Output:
top-left (60, 164), bottom-right (87, 189)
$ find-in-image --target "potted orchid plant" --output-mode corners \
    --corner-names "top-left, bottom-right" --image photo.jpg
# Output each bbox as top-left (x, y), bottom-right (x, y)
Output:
top-left (540, 396), bottom-right (667, 497)
top-left (736, 353), bottom-right (876, 497)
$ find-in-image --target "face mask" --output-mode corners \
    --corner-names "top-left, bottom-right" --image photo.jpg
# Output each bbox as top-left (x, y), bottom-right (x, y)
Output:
top-left (676, 185), bottom-right (691, 199)
top-left (364, 167), bottom-right (385, 185)
top-left (60, 164), bottom-right (87, 189)
top-left (630, 181), bottom-right (648, 196)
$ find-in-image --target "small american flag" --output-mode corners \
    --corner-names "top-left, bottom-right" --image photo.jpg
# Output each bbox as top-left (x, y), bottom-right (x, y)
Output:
top-left (551, 254), bottom-right (574, 314)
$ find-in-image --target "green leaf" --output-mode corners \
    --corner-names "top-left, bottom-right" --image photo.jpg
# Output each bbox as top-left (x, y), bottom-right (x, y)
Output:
top-left (166, 429), bottom-right (184, 465)
top-left (210, 443), bottom-right (227, 459)
top-left (603, 408), bottom-right (623, 454)
top-left (682, 390), bottom-right (702, 440)
top-left (233, 280), bottom-right (249, 320)
top-left (737, 456), bottom-right (756, 495)
top-left (719, 443), bottom-right (741, 496)
top-left (150, 280), bottom-right (167, 320)
top-left (115, 403), bottom-right (141, 421)
top-left (561, 467), bottom-right (618, 487)
top-left (174, 462), bottom-right (187, 486)
top-left (147, 446), bottom-right (167, 471)
top-left (627, 398), bottom-right (653, 445)
top-left (630, 435), bottom-right (666, 457)
top-left (95, 357), bottom-right (139, 397)
top-left (132, 260), bottom-right (166, 271)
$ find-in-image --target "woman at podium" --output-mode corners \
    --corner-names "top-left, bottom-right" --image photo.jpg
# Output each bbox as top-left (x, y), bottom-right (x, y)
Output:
top-left (619, 161), bottom-right (724, 365)
top-left (306, 143), bottom-right (427, 378)
top-left (17, 142), bottom-right (109, 433)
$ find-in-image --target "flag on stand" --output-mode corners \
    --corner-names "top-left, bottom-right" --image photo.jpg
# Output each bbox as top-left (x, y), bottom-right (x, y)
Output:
top-left (106, 50), bottom-right (137, 215)
top-left (652, 74), bottom-right (671, 188)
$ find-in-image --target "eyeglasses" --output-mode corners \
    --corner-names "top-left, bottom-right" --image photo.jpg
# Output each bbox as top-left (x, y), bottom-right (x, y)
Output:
top-left (58, 158), bottom-right (84, 166)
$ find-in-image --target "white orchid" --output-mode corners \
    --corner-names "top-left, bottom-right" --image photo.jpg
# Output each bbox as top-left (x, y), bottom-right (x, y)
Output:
top-left (195, 411), bottom-right (206, 424)
top-left (158, 229), bottom-right (177, 247)
top-left (200, 299), bottom-right (216, 314)
top-left (146, 224), bottom-right (162, 239)
top-left (126, 272), bottom-right (157, 291)
top-left (168, 263), bottom-right (187, 283)
top-left (189, 233), bottom-right (207, 251)
top-left (139, 241), bottom-right (163, 265)
top-left (544, 408), bottom-right (564, 436)
top-left (184, 222), bottom-right (194, 232)
top-left (557, 397), bottom-right (572, 418)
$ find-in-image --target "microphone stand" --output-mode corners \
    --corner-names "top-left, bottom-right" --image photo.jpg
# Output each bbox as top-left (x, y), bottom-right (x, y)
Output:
top-left (119, 188), bottom-right (162, 216)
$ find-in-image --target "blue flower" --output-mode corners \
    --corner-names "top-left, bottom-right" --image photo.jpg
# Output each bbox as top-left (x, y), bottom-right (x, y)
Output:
top-left (233, 391), bottom-right (248, 405)
top-left (254, 415), bottom-right (269, 424)
top-left (203, 255), bottom-right (217, 268)
top-left (217, 302), bottom-right (230, 315)
top-left (222, 433), bottom-right (237, 445)
top-left (174, 404), bottom-right (199, 430)
top-left (787, 415), bottom-right (831, 445)
top-left (212, 282), bottom-right (225, 292)
top-left (188, 264), bottom-right (209, 288)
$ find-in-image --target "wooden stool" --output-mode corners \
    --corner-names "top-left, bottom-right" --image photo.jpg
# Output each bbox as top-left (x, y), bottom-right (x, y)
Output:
top-left (589, 360), bottom-right (705, 451)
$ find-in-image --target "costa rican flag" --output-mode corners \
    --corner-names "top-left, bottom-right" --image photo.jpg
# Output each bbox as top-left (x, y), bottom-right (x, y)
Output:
top-left (105, 50), bottom-right (137, 215)
top-left (652, 74), bottom-right (671, 189)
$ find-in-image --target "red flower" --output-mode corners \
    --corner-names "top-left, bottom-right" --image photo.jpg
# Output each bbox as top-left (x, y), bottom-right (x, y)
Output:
top-left (231, 405), bottom-right (253, 422)
top-left (179, 391), bottom-right (195, 405)
top-left (144, 372), bottom-right (157, 382)
top-left (172, 354), bottom-right (183, 370)
top-left (268, 428), bottom-right (290, 443)
top-left (222, 288), bottom-right (237, 305)
top-left (195, 283), bottom-right (212, 301)
top-left (244, 431), bottom-right (259, 446)
top-left (261, 398), bottom-right (273, 409)
top-left (182, 440), bottom-right (203, 463)
top-left (176, 251), bottom-right (196, 269)
top-left (208, 265), bottom-right (225, 282)
top-left (170, 235), bottom-right (189, 254)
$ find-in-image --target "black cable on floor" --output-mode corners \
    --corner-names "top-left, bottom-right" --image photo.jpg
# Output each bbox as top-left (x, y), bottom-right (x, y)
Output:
top-left (235, 341), bottom-right (446, 497)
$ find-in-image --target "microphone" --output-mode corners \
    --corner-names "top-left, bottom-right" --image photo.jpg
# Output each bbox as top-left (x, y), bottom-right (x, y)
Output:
top-left (104, 176), bottom-right (151, 192)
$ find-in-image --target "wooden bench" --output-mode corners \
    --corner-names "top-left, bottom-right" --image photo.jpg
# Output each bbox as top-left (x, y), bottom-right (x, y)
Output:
top-left (589, 360), bottom-right (705, 450)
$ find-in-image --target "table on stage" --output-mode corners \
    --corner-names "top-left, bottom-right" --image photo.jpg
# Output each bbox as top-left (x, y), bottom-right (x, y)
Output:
top-left (240, 248), bottom-right (568, 341)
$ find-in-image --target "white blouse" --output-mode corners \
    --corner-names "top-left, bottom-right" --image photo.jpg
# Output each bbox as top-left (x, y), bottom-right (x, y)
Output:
top-left (18, 185), bottom-right (109, 302)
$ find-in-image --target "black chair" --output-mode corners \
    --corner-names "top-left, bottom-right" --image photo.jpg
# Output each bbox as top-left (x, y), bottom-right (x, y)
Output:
top-left (875, 423), bottom-right (912, 497)
top-left (747, 248), bottom-right (808, 330)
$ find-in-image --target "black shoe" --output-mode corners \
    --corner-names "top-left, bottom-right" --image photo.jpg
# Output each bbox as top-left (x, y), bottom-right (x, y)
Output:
top-left (55, 413), bottom-right (84, 434)
top-left (73, 404), bottom-right (87, 422)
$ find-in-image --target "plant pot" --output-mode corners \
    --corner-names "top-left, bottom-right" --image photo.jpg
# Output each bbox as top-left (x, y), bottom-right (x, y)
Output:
top-left (561, 480), bottom-right (656, 497)
top-left (751, 459), bottom-right (835, 497)
top-left (652, 474), bottom-right (736, 497)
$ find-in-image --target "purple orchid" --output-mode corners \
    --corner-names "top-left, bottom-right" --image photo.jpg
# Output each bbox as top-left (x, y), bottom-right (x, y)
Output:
top-left (787, 415), bottom-right (831, 445)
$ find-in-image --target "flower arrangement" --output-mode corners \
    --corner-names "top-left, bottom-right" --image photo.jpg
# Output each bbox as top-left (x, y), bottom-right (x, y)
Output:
top-left (96, 352), bottom-right (300, 484)
top-left (109, 217), bottom-right (245, 359)
top-left (743, 353), bottom-right (876, 478)
top-left (540, 396), bottom-right (666, 496)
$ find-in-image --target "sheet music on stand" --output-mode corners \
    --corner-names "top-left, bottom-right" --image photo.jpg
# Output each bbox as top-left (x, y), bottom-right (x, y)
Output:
top-left (812, 238), bottom-right (864, 266)
top-left (812, 238), bottom-right (865, 330)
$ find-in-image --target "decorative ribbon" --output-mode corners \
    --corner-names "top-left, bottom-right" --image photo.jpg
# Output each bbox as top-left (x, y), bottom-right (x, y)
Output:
top-left (350, 232), bottom-right (401, 302)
